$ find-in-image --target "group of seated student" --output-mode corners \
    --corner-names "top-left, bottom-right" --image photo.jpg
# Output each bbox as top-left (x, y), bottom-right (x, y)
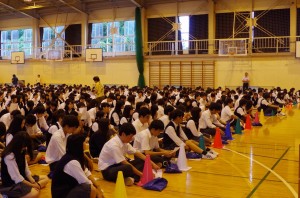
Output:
top-left (0, 82), bottom-right (298, 197)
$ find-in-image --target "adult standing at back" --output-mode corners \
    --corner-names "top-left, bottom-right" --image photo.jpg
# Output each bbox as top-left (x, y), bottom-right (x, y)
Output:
top-left (242, 72), bottom-right (250, 91)
top-left (12, 74), bottom-right (18, 86)
top-left (93, 76), bottom-right (104, 103)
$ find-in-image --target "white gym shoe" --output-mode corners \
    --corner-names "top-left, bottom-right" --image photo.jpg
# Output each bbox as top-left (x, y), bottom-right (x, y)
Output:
top-left (124, 177), bottom-right (134, 186)
top-left (209, 149), bottom-right (219, 156)
top-left (202, 153), bottom-right (216, 160)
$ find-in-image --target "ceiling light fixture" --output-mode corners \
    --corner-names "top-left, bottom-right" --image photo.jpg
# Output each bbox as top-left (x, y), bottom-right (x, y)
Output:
top-left (24, 0), bottom-right (32, 2)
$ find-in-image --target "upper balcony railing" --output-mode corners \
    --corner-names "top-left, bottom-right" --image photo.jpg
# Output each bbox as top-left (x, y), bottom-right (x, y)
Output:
top-left (0, 36), bottom-right (298, 60)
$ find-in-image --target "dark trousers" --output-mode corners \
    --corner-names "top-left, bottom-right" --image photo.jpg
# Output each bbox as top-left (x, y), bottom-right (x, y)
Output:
top-left (243, 83), bottom-right (249, 91)
top-left (200, 128), bottom-right (216, 136)
top-left (101, 158), bottom-right (144, 182)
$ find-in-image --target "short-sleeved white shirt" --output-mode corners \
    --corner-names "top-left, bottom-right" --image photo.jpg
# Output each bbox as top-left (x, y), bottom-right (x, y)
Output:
top-left (98, 135), bottom-right (136, 170)
top-left (221, 106), bottom-right (233, 122)
top-left (133, 128), bottom-right (159, 153)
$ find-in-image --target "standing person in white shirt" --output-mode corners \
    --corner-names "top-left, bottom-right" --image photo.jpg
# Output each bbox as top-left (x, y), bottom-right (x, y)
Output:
top-left (35, 74), bottom-right (41, 85)
top-left (52, 134), bottom-right (104, 198)
top-left (98, 123), bottom-right (160, 185)
top-left (46, 115), bottom-right (79, 177)
top-left (132, 107), bottom-right (151, 133)
top-left (242, 72), bottom-right (250, 91)
top-left (134, 120), bottom-right (174, 166)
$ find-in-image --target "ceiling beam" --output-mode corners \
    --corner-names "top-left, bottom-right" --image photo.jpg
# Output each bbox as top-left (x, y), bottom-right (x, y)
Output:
top-left (57, 0), bottom-right (87, 14)
top-left (0, 0), bottom-right (39, 19)
top-left (130, 0), bottom-right (143, 7)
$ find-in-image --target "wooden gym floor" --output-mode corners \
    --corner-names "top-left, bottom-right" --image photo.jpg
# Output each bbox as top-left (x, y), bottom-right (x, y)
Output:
top-left (30, 106), bottom-right (299, 198)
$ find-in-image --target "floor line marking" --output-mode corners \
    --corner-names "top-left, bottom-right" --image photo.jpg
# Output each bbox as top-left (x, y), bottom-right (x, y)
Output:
top-left (223, 147), bottom-right (297, 198)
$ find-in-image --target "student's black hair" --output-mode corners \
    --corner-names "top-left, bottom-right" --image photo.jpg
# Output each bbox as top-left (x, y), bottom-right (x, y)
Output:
top-left (234, 95), bottom-right (239, 100)
top-left (122, 105), bottom-right (133, 119)
top-left (0, 121), bottom-right (6, 137)
top-left (164, 105), bottom-right (174, 116)
top-left (93, 76), bottom-right (100, 82)
top-left (51, 109), bottom-right (66, 125)
top-left (263, 92), bottom-right (270, 99)
top-left (138, 107), bottom-right (151, 118)
top-left (224, 98), bottom-right (233, 106)
top-left (34, 105), bottom-right (46, 114)
top-left (66, 134), bottom-right (86, 170)
top-left (135, 102), bottom-right (146, 111)
top-left (150, 104), bottom-right (158, 118)
top-left (2, 131), bottom-right (33, 161)
top-left (25, 114), bottom-right (36, 125)
top-left (208, 102), bottom-right (219, 111)
top-left (7, 114), bottom-right (25, 136)
top-left (149, 120), bottom-right (164, 131)
top-left (238, 98), bottom-right (248, 107)
top-left (215, 102), bottom-right (222, 111)
top-left (100, 102), bottom-right (110, 109)
top-left (10, 110), bottom-right (21, 117)
top-left (98, 118), bottom-right (110, 134)
top-left (119, 123), bottom-right (136, 136)
top-left (127, 95), bottom-right (135, 104)
top-left (170, 109), bottom-right (184, 120)
top-left (64, 99), bottom-right (74, 112)
top-left (245, 100), bottom-right (253, 111)
top-left (62, 115), bottom-right (79, 128)
top-left (114, 100), bottom-right (125, 114)
top-left (190, 107), bottom-right (201, 121)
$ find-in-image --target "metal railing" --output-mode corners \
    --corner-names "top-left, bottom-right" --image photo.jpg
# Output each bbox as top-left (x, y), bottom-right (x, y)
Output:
top-left (0, 36), bottom-right (299, 60)
top-left (146, 36), bottom-right (300, 55)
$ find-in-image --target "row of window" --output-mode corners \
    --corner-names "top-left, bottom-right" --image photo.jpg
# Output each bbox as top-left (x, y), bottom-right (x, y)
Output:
top-left (0, 20), bottom-right (136, 58)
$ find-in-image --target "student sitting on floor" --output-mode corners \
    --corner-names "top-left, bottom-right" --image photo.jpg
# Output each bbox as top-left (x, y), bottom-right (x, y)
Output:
top-left (260, 93), bottom-right (281, 116)
top-left (1, 131), bottom-right (49, 198)
top-left (52, 134), bottom-right (104, 198)
top-left (45, 115), bottom-right (79, 176)
top-left (163, 109), bottom-right (216, 159)
top-left (98, 123), bottom-right (160, 185)
top-left (132, 107), bottom-right (151, 133)
top-left (133, 120), bottom-right (175, 167)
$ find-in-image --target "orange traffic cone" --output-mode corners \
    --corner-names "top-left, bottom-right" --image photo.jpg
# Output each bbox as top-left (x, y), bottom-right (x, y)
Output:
top-left (213, 128), bottom-right (223, 149)
top-left (254, 112), bottom-right (259, 123)
top-left (245, 114), bottom-right (252, 130)
top-left (137, 154), bottom-right (154, 186)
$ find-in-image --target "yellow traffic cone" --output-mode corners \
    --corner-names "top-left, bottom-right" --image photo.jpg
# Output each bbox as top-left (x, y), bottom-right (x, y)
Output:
top-left (114, 171), bottom-right (127, 198)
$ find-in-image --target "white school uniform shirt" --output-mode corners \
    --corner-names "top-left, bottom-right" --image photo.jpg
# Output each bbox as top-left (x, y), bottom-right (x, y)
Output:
top-left (36, 115), bottom-right (49, 131)
top-left (212, 113), bottom-right (225, 128)
top-left (157, 105), bottom-right (164, 119)
top-left (88, 107), bottom-right (97, 121)
top-left (275, 98), bottom-right (285, 105)
top-left (26, 123), bottom-right (42, 136)
top-left (133, 128), bottom-right (159, 153)
top-left (165, 121), bottom-right (188, 146)
top-left (186, 119), bottom-right (202, 137)
top-left (46, 128), bottom-right (70, 164)
top-left (242, 76), bottom-right (250, 83)
top-left (0, 113), bottom-right (12, 130)
top-left (4, 153), bottom-right (31, 184)
top-left (135, 96), bottom-right (145, 103)
top-left (132, 112), bottom-right (139, 122)
top-left (236, 107), bottom-right (246, 116)
top-left (5, 133), bottom-right (13, 146)
top-left (159, 115), bottom-right (170, 129)
top-left (64, 160), bottom-right (92, 185)
top-left (132, 119), bottom-right (148, 133)
top-left (48, 122), bottom-right (62, 135)
top-left (221, 105), bottom-right (233, 123)
top-left (199, 109), bottom-right (216, 129)
top-left (98, 135), bottom-right (137, 170)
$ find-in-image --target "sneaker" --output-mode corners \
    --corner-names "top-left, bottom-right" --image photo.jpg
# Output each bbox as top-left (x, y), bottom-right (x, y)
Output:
top-left (202, 153), bottom-right (216, 160)
top-left (209, 149), bottom-right (219, 156)
top-left (124, 177), bottom-right (134, 186)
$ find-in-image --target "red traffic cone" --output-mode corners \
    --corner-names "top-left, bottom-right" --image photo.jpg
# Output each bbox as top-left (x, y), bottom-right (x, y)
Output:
top-left (245, 114), bottom-right (252, 130)
top-left (213, 128), bottom-right (223, 149)
top-left (137, 154), bottom-right (154, 186)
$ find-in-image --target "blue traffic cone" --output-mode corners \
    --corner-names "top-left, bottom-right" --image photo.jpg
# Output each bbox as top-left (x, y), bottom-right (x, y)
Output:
top-left (225, 122), bottom-right (233, 140)
top-left (199, 135), bottom-right (206, 151)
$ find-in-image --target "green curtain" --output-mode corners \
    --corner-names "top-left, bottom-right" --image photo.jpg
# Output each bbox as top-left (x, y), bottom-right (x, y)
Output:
top-left (135, 7), bottom-right (145, 88)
